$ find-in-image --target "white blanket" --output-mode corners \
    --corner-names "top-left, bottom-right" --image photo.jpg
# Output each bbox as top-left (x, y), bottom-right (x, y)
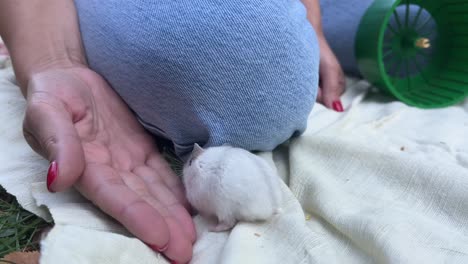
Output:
top-left (1, 53), bottom-right (468, 264)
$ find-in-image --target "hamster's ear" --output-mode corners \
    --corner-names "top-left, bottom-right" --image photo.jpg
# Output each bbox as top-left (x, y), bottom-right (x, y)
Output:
top-left (192, 143), bottom-right (205, 158)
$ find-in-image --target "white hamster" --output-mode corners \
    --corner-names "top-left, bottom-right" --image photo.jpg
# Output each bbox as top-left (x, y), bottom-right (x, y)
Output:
top-left (183, 144), bottom-right (283, 232)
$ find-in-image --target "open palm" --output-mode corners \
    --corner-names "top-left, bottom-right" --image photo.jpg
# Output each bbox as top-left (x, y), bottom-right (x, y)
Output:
top-left (23, 67), bottom-right (195, 263)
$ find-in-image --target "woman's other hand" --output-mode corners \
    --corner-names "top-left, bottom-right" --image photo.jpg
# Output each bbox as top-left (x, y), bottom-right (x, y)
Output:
top-left (24, 67), bottom-right (196, 263)
top-left (301, 0), bottom-right (346, 112)
top-left (1, 1), bottom-right (195, 262)
top-left (316, 34), bottom-right (346, 112)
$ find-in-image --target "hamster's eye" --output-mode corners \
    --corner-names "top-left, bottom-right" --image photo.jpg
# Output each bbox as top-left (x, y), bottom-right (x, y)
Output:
top-left (189, 158), bottom-right (193, 166)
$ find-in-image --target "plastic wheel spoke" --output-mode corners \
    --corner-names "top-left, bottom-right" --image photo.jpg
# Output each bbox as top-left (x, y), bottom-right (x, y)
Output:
top-left (398, 57), bottom-right (408, 77)
top-left (415, 16), bottom-right (433, 33)
top-left (419, 27), bottom-right (437, 38)
top-left (405, 1), bottom-right (410, 29)
top-left (406, 63), bottom-right (412, 91)
top-left (382, 49), bottom-right (393, 60)
top-left (414, 53), bottom-right (430, 76)
top-left (383, 40), bottom-right (393, 49)
top-left (416, 5), bottom-right (443, 32)
top-left (405, 59), bottom-right (410, 78)
top-left (416, 48), bottom-right (431, 62)
top-left (383, 48), bottom-right (393, 59)
top-left (393, 10), bottom-right (403, 31)
top-left (411, 5), bottom-right (424, 28)
top-left (385, 56), bottom-right (401, 75)
top-left (393, 58), bottom-right (405, 77)
top-left (387, 23), bottom-right (399, 36)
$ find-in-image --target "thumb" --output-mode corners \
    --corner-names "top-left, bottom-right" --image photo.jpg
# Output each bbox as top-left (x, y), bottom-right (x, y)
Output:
top-left (23, 92), bottom-right (85, 192)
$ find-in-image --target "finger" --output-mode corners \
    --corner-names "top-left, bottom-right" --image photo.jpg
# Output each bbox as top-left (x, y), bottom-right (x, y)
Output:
top-left (77, 165), bottom-right (193, 263)
top-left (320, 65), bottom-right (346, 110)
top-left (121, 170), bottom-right (194, 262)
top-left (0, 43), bottom-right (9, 56)
top-left (165, 218), bottom-right (194, 263)
top-left (23, 92), bottom-right (85, 192)
top-left (146, 153), bottom-right (190, 208)
top-left (134, 166), bottom-right (196, 243)
top-left (76, 164), bottom-right (170, 247)
top-left (316, 87), bottom-right (323, 103)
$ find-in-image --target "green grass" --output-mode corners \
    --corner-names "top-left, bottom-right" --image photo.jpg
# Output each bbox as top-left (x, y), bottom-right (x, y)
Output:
top-left (0, 187), bottom-right (50, 258)
top-left (161, 143), bottom-right (184, 177)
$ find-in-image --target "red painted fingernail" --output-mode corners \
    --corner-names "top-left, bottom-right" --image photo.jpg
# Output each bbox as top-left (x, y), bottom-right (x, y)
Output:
top-left (47, 161), bottom-right (57, 192)
top-left (332, 100), bottom-right (344, 112)
top-left (149, 243), bottom-right (168, 252)
top-left (170, 261), bottom-right (178, 264)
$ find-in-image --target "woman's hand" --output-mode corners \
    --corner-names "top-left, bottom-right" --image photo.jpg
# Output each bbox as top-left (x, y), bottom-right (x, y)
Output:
top-left (1, 1), bottom-right (194, 262)
top-left (24, 66), bottom-right (195, 263)
top-left (301, 0), bottom-right (346, 112)
top-left (316, 34), bottom-right (346, 112)
top-left (0, 43), bottom-right (9, 56)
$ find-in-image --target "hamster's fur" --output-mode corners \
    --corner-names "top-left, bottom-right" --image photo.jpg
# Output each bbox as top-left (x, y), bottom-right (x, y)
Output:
top-left (183, 144), bottom-right (283, 232)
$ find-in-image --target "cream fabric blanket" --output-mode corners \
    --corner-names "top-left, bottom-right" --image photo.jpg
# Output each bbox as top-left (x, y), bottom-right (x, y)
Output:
top-left (1, 53), bottom-right (468, 263)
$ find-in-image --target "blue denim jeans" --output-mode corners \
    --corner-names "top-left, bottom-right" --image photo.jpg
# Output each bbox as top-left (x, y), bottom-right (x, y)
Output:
top-left (74, 0), bottom-right (321, 158)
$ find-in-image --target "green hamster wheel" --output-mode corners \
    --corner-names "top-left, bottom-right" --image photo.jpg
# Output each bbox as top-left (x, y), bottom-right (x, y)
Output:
top-left (356, 0), bottom-right (468, 108)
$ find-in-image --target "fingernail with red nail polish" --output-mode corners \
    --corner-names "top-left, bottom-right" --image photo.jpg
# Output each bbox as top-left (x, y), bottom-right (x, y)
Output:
top-left (170, 261), bottom-right (178, 264)
top-left (332, 100), bottom-right (344, 112)
top-left (47, 161), bottom-right (57, 192)
top-left (149, 243), bottom-right (168, 252)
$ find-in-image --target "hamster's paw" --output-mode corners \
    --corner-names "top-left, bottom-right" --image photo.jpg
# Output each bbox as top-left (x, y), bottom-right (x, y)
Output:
top-left (209, 219), bottom-right (236, 232)
top-left (274, 208), bottom-right (283, 215)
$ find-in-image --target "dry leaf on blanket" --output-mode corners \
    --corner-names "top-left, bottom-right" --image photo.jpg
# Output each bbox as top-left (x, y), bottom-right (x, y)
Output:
top-left (2, 251), bottom-right (40, 264)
